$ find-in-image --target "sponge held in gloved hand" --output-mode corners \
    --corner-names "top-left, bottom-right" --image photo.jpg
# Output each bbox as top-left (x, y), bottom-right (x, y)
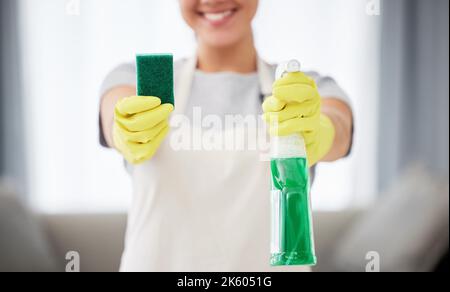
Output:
top-left (136, 54), bottom-right (174, 106)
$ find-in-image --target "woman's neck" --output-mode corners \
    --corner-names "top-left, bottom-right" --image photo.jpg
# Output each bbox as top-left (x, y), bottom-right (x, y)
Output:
top-left (197, 34), bottom-right (257, 74)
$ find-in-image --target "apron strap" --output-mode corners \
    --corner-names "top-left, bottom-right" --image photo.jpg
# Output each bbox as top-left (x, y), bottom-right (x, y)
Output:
top-left (173, 56), bottom-right (197, 115)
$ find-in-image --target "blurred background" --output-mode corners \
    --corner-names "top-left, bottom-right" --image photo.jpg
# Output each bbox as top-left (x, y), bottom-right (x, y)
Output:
top-left (0, 0), bottom-right (448, 272)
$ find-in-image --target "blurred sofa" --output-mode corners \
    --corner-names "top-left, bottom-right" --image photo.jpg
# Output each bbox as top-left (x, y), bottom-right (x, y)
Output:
top-left (0, 184), bottom-right (361, 272)
top-left (1, 164), bottom-right (448, 272)
top-left (40, 210), bottom-right (365, 272)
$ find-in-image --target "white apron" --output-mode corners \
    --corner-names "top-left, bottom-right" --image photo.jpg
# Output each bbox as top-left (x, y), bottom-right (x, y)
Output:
top-left (120, 56), bottom-right (310, 272)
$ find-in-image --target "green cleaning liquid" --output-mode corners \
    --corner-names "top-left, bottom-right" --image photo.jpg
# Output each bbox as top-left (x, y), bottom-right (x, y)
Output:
top-left (269, 60), bottom-right (317, 266)
top-left (270, 156), bottom-right (317, 266)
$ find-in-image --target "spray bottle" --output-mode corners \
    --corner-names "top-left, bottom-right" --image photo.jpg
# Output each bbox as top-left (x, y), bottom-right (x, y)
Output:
top-left (270, 60), bottom-right (317, 266)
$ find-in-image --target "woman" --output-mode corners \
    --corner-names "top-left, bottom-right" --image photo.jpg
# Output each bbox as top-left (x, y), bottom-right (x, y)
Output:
top-left (100, 0), bottom-right (353, 272)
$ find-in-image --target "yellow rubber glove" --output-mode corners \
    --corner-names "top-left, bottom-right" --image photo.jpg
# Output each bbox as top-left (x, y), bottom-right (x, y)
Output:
top-left (113, 96), bottom-right (173, 164)
top-left (263, 72), bottom-right (335, 167)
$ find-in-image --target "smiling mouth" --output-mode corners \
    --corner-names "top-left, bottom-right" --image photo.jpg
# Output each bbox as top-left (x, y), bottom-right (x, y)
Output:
top-left (198, 8), bottom-right (239, 25)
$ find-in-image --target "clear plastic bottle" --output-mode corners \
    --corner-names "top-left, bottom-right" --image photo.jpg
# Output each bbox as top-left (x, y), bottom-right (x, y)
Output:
top-left (270, 60), bottom-right (317, 266)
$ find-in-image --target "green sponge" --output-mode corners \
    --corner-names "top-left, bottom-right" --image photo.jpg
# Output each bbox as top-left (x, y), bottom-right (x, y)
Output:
top-left (136, 54), bottom-right (174, 106)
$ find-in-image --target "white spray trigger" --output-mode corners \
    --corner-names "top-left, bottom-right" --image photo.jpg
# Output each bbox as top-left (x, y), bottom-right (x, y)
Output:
top-left (275, 60), bottom-right (301, 80)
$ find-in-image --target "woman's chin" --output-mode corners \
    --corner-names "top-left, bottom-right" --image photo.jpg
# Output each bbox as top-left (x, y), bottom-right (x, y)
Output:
top-left (201, 34), bottom-right (244, 49)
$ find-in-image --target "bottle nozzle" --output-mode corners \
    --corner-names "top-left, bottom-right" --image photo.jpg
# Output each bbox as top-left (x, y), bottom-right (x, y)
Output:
top-left (275, 59), bottom-right (301, 80)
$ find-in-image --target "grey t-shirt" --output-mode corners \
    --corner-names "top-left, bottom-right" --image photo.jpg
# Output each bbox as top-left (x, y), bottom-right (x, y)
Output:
top-left (99, 59), bottom-right (351, 147)
top-left (186, 70), bottom-right (263, 119)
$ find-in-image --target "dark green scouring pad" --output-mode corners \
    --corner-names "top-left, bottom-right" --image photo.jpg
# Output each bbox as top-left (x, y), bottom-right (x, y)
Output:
top-left (136, 54), bottom-right (174, 106)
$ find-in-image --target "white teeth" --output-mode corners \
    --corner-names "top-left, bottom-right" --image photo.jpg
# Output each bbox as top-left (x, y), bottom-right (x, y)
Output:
top-left (204, 10), bottom-right (233, 22)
